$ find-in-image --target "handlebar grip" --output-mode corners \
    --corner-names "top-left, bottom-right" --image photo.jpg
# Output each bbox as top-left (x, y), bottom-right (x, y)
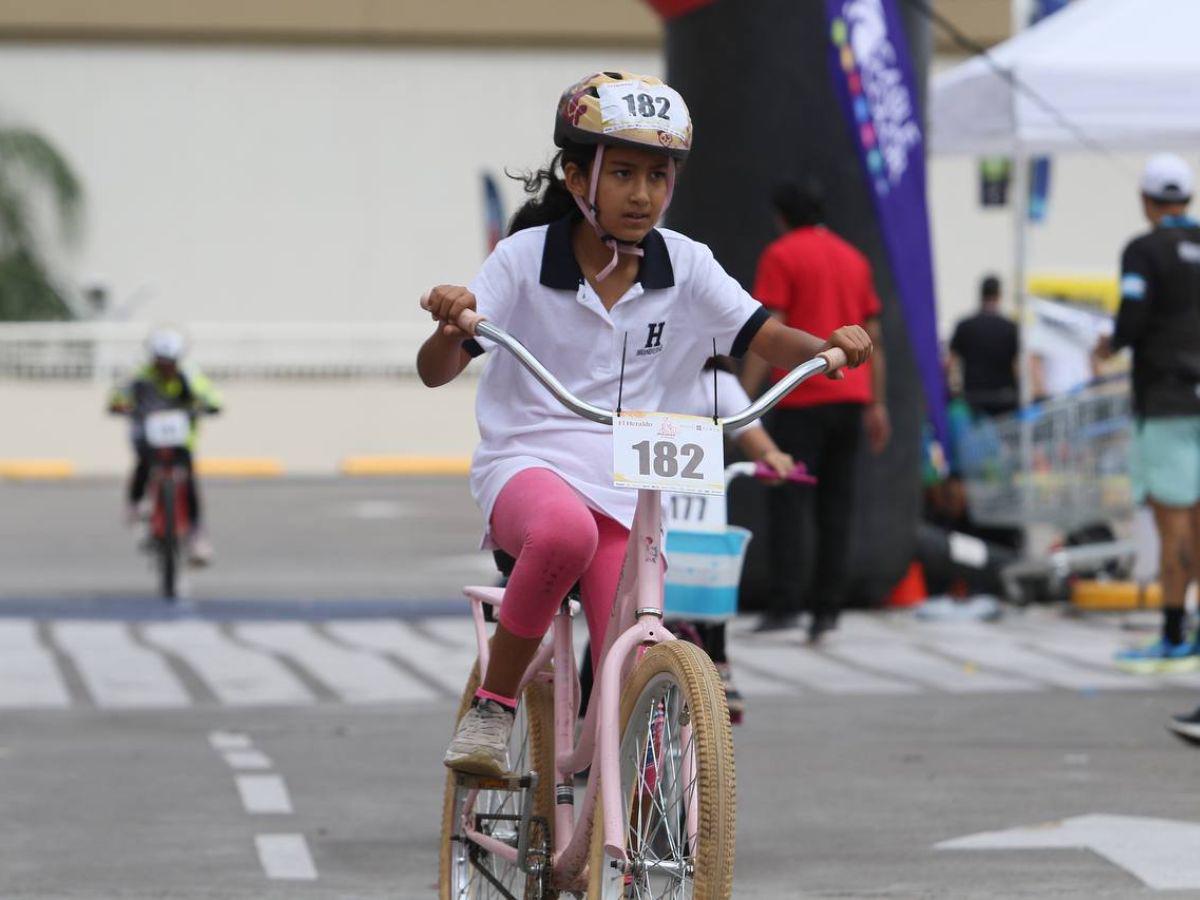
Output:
top-left (420, 291), bottom-right (485, 337)
top-left (816, 346), bottom-right (848, 372)
top-left (456, 308), bottom-right (485, 336)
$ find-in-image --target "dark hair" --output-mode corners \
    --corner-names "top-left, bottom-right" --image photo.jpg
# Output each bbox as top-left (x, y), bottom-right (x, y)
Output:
top-left (772, 180), bottom-right (824, 229)
top-left (702, 355), bottom-right (737, 375)
top-left (980, 274), bottom-right (1001, 301)
top-left (506, 141), bottom-right (596, 235)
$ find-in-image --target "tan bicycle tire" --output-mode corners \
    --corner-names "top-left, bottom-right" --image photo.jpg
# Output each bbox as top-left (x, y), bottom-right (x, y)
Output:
top-left (438, 660), bottom-right (556, 899)
top-left (586, 640), bottom-right (736, 899)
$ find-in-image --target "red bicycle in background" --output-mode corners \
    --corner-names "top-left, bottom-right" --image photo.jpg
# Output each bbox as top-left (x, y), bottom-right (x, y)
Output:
top-left (142, 408), bottom-right (194, 600)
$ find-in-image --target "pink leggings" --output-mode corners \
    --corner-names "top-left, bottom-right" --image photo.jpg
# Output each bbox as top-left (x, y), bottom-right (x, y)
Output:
top-left (491, 468), bottom-right (628, 668)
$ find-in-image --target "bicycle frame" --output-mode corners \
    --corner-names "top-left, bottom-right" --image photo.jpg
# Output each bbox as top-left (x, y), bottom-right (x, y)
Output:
top-left (451, 315), bottom-right (839, 889)
top-left (461, 482), bottom-right (671, 887)
top-left (148, 448), bottom-right (191, 542)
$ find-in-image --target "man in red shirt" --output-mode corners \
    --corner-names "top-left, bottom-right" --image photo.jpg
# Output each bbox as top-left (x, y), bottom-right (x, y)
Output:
top-left (742, 181), bottom-right (889, 641)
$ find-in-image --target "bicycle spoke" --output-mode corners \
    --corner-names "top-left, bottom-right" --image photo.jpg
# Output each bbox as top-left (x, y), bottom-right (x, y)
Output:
top-left (618, 682), bottom-right (698, 899)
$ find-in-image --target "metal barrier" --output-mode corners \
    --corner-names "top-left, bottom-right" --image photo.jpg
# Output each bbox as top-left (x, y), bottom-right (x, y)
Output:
top-left (956, 377), bottom-right (1133, 531)
top-left (0, 321), bottom-right (453, 380)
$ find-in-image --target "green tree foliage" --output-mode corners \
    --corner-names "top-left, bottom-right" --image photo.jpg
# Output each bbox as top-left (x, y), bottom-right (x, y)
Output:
top-left (0, 127), bottom-right (83, 320)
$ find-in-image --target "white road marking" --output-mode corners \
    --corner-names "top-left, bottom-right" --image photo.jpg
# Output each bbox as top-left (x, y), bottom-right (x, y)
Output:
top-left (54, 622), bottom-right (189, 708)
top-left (255, 833), bottom-right (318, 881)
top-left (419, 615), bottom-right (481, 648)
top-left (224, 749), bottom-right (273, 770)
top-left (236, 622), bottom-right (438, 703)
top-left (345, 500), bottom-right (410, 520)
top-left (0, 621), bottom-right (70, 708)
top-left (237, 774), bottom-right (293, 814)
top-left (142, 622), bottom-right (315, 706)
top-left (734, 640), bottom-right (918, 694)
top-left (824, 640), bottom-right (1040, 693)
top-left (938, 814), bottom-right (1200, 890)
top-left (209, 731), bottom-right (252, 751)
top-left (924, 628), bottom-right (1152, 691)
top-left (328, 620), bottom-right (473, 694)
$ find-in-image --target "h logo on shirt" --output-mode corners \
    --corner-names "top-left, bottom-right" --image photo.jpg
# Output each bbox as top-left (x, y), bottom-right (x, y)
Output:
top-left (644, 321), bottom-right (666, 350)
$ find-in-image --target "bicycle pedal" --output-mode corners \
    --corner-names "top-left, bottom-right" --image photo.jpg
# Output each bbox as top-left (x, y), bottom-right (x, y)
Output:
top-left (454, 771), bottom-right (536, 793)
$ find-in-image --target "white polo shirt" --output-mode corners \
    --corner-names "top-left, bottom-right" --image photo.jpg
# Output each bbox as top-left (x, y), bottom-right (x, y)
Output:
top-left (463, 214), bottom-right (769, 546)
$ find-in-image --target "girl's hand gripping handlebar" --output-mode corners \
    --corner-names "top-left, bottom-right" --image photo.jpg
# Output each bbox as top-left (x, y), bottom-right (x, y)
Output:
top-left (420, 286), bottom-right (486, 339)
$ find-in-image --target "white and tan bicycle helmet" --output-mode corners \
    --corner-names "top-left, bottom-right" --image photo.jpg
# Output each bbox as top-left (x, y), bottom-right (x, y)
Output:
top-left (553, 71), bottom-right (693, 279)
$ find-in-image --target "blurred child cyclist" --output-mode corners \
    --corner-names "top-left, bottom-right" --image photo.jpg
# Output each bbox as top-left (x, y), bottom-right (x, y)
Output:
top-left (417, 71), bottom-right (872, 778)
top-left (108, 328), bottom-right (222, 566)
top-left (676, 356), bottom-right (797, 723)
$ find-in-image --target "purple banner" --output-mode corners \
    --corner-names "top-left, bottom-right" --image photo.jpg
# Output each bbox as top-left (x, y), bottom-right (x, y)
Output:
top-left (826, 0), bottom-right (946, 443)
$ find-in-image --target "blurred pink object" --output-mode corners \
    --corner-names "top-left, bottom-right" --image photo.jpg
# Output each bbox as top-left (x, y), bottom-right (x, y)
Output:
top-left (753, 460), bottom-right (817, 485)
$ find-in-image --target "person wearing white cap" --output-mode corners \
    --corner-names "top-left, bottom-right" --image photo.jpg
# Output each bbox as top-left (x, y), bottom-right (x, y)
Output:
top-left (1096, 154), bottom-right (1200, 677)
top-left (107, 328), bottom-right (223, 566)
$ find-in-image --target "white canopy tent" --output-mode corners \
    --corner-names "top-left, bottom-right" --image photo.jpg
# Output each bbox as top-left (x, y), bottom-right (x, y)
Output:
top-left (930, 0), bottom-right (1200, 408)
top-left (931, 0), bottom-right (1200, 157)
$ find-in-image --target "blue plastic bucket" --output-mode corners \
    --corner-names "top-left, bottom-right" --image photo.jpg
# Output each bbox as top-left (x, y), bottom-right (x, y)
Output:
top-left (663, 526), bottom-right (752, 621)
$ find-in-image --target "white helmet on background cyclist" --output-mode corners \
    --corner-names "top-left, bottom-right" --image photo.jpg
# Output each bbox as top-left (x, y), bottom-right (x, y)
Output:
top-left (146, 328), bottom-right (186, 362)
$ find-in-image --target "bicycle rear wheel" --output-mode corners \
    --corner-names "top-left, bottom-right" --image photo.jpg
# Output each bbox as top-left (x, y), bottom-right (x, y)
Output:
top-left (439, 661), bottom-right (556, 899)
top-left (587, 640), bottom-right (735, 899)
top-left (156, 479), bottom-right (178, 599)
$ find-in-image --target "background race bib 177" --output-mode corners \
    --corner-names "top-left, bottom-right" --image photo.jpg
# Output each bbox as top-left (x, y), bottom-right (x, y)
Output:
top-left (596, 81), bottom-right (689, 141)
top-left (613, 411), bottom-right (724, 496)
top-left (666, 492), bottom-right (727, 533)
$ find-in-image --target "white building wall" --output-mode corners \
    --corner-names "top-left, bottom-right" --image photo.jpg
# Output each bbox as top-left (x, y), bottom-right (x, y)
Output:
top-left (0, 42), bottom-right (662, 330)
top-left (3, 42), bottom-right (1198, 472)
top-left (2, 42), bottom-right (1189, 343)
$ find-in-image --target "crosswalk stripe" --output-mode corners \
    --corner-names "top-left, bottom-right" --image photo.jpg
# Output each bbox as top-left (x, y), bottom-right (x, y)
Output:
top-left (730, 639), bottom-right (919, 695)
top-left (923, 627), bottom-right (1152, 691)
top-left (417, 615), bottom-right (480, 649)
top-left (823, 641), bottom-right (1040, 693)
top-left (54, 622), bottom-right (190, 709)
top-left (236, 623), bottom-right (439, 703)
top-left (141, 622), bottom-right (316, 706)
top-left (0, 613), bottom-right (1191, 711)
top-left (327, 620), bottom-right (473, 695)
top-left (0, 621), bottom-right (71, 708)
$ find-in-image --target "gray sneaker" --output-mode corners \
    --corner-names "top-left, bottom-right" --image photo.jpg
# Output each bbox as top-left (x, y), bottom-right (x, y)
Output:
top-left (443, 699), bottom-right (516, 777)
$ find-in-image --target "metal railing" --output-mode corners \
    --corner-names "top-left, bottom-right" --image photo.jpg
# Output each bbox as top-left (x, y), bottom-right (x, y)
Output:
top-left (0, 321), bottom-right (443, 380)
top-left (956, 376), bottom-right (1133, 530)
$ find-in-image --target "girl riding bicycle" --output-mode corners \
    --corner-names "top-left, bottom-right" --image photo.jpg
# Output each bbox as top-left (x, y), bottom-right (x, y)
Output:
top-left (418, 71), bottom-right (871, 778)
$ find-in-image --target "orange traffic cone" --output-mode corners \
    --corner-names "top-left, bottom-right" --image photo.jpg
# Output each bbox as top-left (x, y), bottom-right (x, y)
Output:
top-left (886, 560), bottom-right (927, 608)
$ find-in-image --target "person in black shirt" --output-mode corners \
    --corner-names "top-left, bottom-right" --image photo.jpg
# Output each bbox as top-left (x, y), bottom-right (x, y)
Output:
top-left (949, 275), bottom-right (1019, 416)
top-left (1095, 153), bottom-right (1200, 680)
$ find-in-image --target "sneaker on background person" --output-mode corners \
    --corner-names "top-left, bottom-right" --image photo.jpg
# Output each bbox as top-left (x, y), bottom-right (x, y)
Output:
top-left (1114, 637), bottom-right (1199, 674)
top-left (1167, 706), bottom-right (1200, 744)
top-left (716, 663), bottom-right (745, 725)
top-left (187, 530), bottom-right (214, 567)
top-left (752, 612), bottom-right (800, 634)
top-left (443, 699), bottom-right (516, 778)
top-left (807, 611), bottom-right (839, 644)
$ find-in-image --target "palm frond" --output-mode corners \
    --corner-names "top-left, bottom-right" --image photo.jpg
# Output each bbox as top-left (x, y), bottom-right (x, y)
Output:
top-left (0, 250), bottom-right (72, 321)
top-left (0, 126), bottom-right (83, 240)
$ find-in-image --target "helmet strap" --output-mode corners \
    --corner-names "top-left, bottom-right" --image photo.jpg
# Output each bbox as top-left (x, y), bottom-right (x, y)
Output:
top-left (571, 143), bottom-right (645, 282)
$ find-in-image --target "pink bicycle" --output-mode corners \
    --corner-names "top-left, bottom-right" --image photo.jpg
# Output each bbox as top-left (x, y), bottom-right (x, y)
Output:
top-left (438, 312), bottom-right (845, 899)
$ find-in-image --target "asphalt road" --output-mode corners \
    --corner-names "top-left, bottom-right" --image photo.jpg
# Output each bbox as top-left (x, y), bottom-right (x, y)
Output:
top-left (2, 478), bottom-right (1199, 898)
top-left (0, 477), bottom-right (493, 606)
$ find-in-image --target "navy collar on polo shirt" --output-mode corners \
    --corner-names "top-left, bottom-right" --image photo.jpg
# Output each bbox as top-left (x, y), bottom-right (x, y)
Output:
top-left (539, 213), bottom-right (675, 291)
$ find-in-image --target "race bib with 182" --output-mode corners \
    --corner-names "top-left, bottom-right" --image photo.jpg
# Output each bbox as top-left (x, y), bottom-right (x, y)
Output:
top-left (596, 81), bottom-right (689, 141)
top-left (613, 411), bottom-right (724, 496)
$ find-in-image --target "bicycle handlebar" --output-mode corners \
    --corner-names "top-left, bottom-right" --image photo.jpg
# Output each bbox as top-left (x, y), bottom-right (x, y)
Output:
top-left (457, 309), bottom-right (844, 434)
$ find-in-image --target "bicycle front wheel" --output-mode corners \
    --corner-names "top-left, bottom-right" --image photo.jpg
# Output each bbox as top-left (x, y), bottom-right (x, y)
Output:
top-left (587, 640), bottom-right (735, 899)
top-left (439, 661), bottom-right (556, 899)
top-left (157, 479), bottom-right (177, 599)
